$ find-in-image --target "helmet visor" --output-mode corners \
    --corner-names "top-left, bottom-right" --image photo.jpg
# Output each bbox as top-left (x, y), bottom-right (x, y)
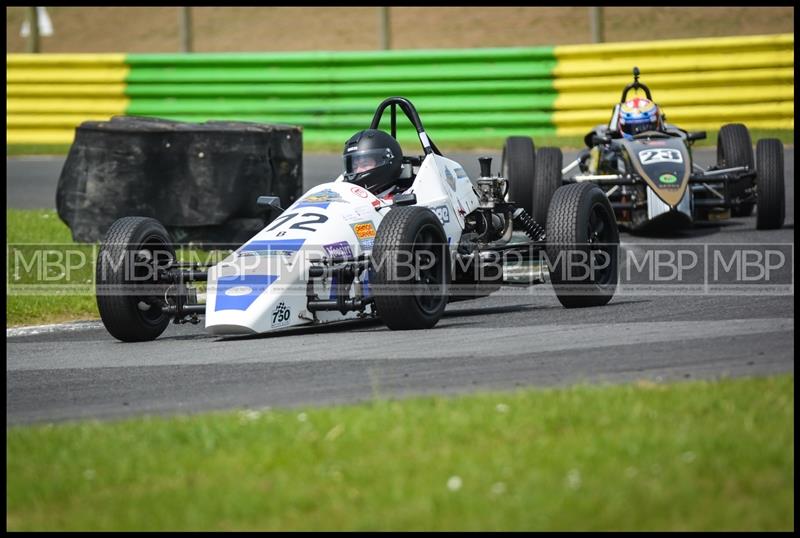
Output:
top-left (344, 148), bottom-right (394, 176)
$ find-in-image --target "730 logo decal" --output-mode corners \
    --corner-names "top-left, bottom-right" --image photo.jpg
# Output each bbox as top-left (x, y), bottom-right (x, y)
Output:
top-left (638, 149), bottom-right (683, 164)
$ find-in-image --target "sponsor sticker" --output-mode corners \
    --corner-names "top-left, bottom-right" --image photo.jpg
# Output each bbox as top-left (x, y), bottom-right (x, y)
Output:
top-left (432, 204), bottom-right (451, 224)
top-left (350, 185), bottom-right (369, 198)
top-left (225, 285), bottom-right (252, 297)
top-left (297, 188), bottom-right (349, 206)
top-left (271, 301), bottom-right (291, 328)
top-left (351, 221), bottom-right (377, 240)
top-left (324, 241), bottom-right (354, 258)
top-left (659, 173), bottom-right (678, 184)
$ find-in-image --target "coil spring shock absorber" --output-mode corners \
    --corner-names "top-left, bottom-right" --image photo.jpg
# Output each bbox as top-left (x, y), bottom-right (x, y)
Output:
top-left (513, 208), bottom-right (546, 242)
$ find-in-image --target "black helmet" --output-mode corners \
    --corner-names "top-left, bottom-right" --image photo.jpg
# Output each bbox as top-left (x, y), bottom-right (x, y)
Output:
top-left (342, 129), bottom-right (403, 193)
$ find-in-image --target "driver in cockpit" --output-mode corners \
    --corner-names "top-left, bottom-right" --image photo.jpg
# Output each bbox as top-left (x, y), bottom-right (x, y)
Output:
top-left (617, 96), bottom-right (664, 139)
top-left (341, 129), bottom-right (411, 199)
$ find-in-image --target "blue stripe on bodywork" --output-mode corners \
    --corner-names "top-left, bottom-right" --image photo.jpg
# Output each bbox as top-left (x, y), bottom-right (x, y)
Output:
top-left (294, 201), bottom-right (331, 209)
top-left (214, 274), bottom-right (279, 312)
top-left (329, 274), bottom-right (338, 300)
top-left (239, 238), bottom-right (306, 255)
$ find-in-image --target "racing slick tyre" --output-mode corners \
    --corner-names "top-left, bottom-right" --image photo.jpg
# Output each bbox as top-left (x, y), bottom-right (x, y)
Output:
top-left (502, 136), bottom-right (536, 217)
top-left (532, 147), bottom-right (563, 226)
top-left (546, 183), bottom-right (619, 309)
top-left (96, 216), bottom-right (176, 342)
top-left (717, 123), bottom-right (755, 217)
top-left (755, 138), bottom-right (785, 230)
top-left (372, 206), bottom-right (450, 330)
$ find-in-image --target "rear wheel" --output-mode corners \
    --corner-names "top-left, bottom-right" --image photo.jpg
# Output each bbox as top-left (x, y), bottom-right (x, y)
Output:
top-left (755, 138), bottom-right (785, 230)
top-left (717, 123), bottom-right (755, 217)
top-left (532, 147), bottom-right (563, 226)
top-left (372, 206), bottom-right (450, 330)
top-left (502, 136), bottom-right (536, 216)
top-left (546, 183), bottom-right (619, 309)
top-left (96, 216), bottom-right (175, 342)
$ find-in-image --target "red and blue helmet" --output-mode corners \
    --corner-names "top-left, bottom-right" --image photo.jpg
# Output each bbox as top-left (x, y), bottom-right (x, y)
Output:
top-left (618, 97), bottom-right (662, 137)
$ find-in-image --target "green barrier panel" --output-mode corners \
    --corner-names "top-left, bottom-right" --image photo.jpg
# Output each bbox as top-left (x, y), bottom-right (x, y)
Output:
top-left (135, 111), bottom-right (554, 129)
top-left (125, 94), bottom-right (558, 116)
top-left (125, 79), bottom-right (556, 98)
top-left (125, 62), bottom-right (556, 84)
top-left (123, 47), bottom-right (559, 147)
top-left (126, 47), bottom-right (555, 66)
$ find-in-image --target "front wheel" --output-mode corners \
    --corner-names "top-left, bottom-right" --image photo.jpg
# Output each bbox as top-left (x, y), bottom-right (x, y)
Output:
top-left (546, 183), bottom-right (619, 308)
top-left (755, 138), bottom-right (785, 230)
top-left (717, 123), bottom-right (755, 217)
top-left (96, 216), bottom-right (175, 342)
top-left (502, 136), bottom-right (536, 216)
top-left (532, 147), bottom-right (563, 226)
top-left (372, 206), bottom-right (451, 330)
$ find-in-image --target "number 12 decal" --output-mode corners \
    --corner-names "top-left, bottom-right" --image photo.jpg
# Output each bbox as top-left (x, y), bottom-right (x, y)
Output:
top-left (267, 212), bottom-right (329, 233)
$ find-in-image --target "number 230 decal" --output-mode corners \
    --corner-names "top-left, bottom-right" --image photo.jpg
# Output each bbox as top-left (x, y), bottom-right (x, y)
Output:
top-left (267, 212), bottom-right (329, 233)
top-left (638, 149), bottom-right (683, 164)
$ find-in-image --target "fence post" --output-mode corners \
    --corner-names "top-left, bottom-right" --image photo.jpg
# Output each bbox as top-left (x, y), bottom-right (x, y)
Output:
top-left (27, 6), bottom-right (41, 53)
top-left (378, 7), bottom-right (390, 50)
top-left (590, 7), bottom-right (604, 43)
top-left (180, 7), bottom-right (193, 53)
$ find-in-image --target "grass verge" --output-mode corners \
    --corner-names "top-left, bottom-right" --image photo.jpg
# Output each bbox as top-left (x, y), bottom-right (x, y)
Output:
top-left (6, 209), bottom-right (220, 327)
top-left (8, 129), bottom-right (794, 156)
top-left (6, 209), bottom-right (99, 326)
top-left (6, 374), bottom-right (794, 531)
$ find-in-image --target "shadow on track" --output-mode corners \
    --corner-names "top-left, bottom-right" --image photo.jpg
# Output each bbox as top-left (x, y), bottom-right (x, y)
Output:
top-left (196, 298), bottom-right (651, 342)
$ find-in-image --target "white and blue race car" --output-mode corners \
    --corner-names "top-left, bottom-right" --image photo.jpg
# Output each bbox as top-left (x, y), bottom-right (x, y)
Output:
top-left (96, 97), bottom-right (620, 341)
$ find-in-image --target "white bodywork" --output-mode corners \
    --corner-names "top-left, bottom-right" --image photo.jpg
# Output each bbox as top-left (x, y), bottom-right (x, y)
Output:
top-left (205, 154), bottom-right (480, 335)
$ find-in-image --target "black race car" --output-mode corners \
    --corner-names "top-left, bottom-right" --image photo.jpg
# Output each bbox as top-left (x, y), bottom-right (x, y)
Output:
top-left (503, 67), bottom-right (786, 232)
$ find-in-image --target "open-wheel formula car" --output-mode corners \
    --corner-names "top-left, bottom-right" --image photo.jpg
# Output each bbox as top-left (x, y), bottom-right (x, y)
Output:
top-left (95, 97), bottom-right (620, 342)
top-left (503, 67), bottom-right (786, 233)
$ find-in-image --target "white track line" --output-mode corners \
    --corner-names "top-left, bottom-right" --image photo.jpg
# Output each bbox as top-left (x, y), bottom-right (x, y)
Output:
top-left (7, 320), bottom-right (104, 338)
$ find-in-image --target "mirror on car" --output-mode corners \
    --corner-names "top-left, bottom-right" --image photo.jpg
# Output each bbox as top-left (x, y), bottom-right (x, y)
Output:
top-left (256, 195), bottom-right (284, 212)
top-left (591, 134), bottom-right (611, 146)
top-left (393, 193), bottom-right (417, 206)
top-left (687, 131), bottom-right (707, 141)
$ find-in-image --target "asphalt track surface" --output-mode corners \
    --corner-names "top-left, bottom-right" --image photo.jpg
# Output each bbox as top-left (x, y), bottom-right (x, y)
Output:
top-left (6, 148), bottom-right (795, 425)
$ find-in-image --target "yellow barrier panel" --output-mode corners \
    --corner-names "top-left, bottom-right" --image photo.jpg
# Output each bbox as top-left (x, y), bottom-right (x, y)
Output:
top-left (6, 53), bottom-right (127, 65)
top-left (6, 54), bottom-right (130, 144)
top-left (553, 33), bottom-right (793, 135)
top-left (7, 98), bottom-right (130, 114)
top-left (556, 86), bottom-right (794, 111)
top-left (555, 33), bottom-right (793, 58)
top-left (553, 51), bottom-right (793, 78)
top-left (553, 67), bottom-right (795, 92)
top-left (6, 67), bottom-right (130, 83)
top-left (6, 114), bottom-right (119, 128)
top-left (6, 83), bottom-right (127, 97)
top-left (554, 102), bottom-right (794, 135)
top-left (6, 129), bottom-right (79, 145)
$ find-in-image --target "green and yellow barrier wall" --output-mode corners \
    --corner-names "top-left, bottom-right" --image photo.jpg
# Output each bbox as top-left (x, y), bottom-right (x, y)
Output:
top-left (6, 33), bottom-right (793, 147)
